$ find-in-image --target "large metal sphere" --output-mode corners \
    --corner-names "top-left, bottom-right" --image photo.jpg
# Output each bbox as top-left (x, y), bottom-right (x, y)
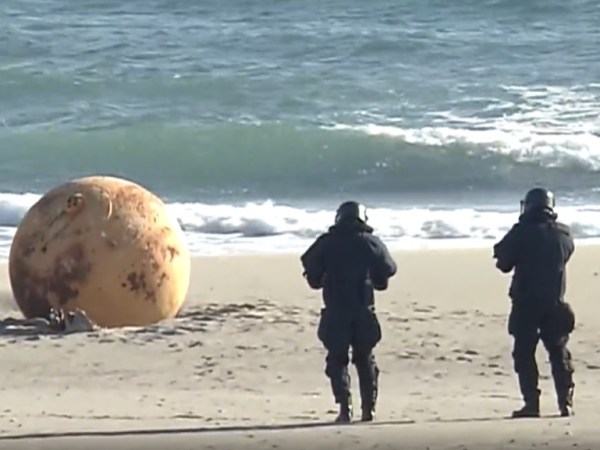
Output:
top-left (8, 176), bottom-right (191, 328)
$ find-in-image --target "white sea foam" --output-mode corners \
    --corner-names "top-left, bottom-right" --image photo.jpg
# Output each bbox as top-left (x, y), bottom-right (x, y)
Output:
top-left (329, 83), bottom-right (600, 169)
top-left (1, 193), bottom-right (600, 259)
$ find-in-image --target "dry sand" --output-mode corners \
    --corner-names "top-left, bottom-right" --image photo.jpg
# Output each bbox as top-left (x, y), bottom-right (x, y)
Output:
top-left (1, 244), bottom-right (600, 449)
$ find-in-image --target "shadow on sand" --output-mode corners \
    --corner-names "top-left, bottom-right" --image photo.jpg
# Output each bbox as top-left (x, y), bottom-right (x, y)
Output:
top-left (0, 414), bottom-right (539, 441)
top-left (0, 317), bottom-right (58, 338)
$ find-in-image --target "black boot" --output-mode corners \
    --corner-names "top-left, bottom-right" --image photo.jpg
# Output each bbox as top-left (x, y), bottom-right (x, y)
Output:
top-left (361, 405), bottom-right (374, 422)
top-left (359, 383), bottom-right (376, 423)
top-left (511, 391), bottom-right (540, 418)
top-left (511, 402), bottom-right (540, 418)
top-left (326, 358), bottom-right (352, 423)
top-left (335, 396), bottom-right (353, 424)
top-left (558, 385), bottom-right (574, 417)
top-left (355, 354), bottom-right (379, 422)
top-left (559, 402), bottom-right (573, 417)
top-left (512, 401), bottom-right (540, 419)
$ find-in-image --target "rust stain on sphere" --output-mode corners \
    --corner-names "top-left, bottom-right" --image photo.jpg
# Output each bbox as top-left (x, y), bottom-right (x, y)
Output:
top-left (8, 176), bottom-right (191, 328)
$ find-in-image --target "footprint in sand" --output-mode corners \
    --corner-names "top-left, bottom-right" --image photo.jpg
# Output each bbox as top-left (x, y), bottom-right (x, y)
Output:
top-left (235, 345), bottom-right (258, 351)
top-left (238, 313), bottom-right (265, 320)
top-left (483, 393), bottom-right (510, 399)
top-left (290, 414), bottom-right (317, 420)
top-left (161, 328), bottom-right (185, 336)
top-left (412, 317), bottom-right (428, 322)
top-left (301, 392), bottom-right (320, 397)
top-left (397, 351), bottom-right (421, 359)
top-left (452, 348), bottom-right (478, 356)
top-left (387, 316), bottom-right (410, 323)
top-left (414, 306), bottom-right (436, 313)
top-left (269, 317), bottom-right (300, 325)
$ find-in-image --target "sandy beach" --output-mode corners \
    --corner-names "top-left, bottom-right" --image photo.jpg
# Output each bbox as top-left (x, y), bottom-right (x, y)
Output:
top-left (2, 245), bottom-right (600, 449)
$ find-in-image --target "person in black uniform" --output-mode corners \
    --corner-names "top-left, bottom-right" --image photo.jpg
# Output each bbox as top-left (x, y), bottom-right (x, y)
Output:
top-left (300, 201), bottom-right (397, 423)
top-left (493, 187), bottom-right (576, 418)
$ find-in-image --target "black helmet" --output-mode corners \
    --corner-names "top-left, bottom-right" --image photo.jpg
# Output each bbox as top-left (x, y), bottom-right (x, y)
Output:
top-left (521, 187), bottom-right (555, 214)
top-left (335, 201), bottom-right (368, 224)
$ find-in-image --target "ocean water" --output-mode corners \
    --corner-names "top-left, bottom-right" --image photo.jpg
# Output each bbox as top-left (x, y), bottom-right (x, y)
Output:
top-left (1, 0), bottom-right (599, 257)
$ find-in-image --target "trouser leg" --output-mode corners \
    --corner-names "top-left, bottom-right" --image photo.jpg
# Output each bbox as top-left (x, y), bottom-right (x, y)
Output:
top-left (351, 307), bottom-right (382, 420)
top-left (352, 350), bottom-right (378, 415)
top-left (325, 351), bottom-right (351, 404)
top-left (512, 328), bottom-right (541, 406)
top-left (541, 333), bottom-right (575, 411)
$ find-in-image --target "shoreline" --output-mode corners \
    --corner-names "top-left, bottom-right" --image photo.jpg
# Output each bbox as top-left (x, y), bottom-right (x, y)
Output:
top-left (1, 236), bottom-right (600, 262)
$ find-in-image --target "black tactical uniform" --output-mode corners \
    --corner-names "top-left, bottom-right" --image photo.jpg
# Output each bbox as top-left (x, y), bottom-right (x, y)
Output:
top-left (493, 188), bottom-right (576, 418)
top-left (301, 201), bottom-right (397, 423)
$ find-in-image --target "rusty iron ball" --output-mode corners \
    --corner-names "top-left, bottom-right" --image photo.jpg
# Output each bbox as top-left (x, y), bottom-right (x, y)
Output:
top-left (8, 176), bottom-right (191, 328)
